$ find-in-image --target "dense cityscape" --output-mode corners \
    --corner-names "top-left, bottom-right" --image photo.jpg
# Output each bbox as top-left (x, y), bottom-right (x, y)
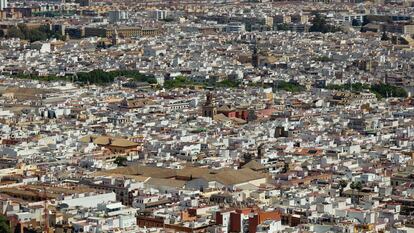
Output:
top-left (0, 0), bottom-right (414, 232)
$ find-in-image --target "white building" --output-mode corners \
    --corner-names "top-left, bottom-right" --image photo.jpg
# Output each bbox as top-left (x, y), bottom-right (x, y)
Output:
top-left (225, 22), bottom-right (246, 33)
top-left (132, 194), bottom-right (160, 209)
top-left (59, 192), bottom-right (116, 208)
top-left (151, 9), bottom-right (169, 20)
top-left (108, 10), bottom-right (129, 23)
top-left (256, 220), bottom-right (283, 233)
top-left (0, 0), bottom-right (8, 11)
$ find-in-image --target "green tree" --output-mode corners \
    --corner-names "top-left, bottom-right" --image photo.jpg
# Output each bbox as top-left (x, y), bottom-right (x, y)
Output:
top-left (164, 76), bottom-right (194, 89)
top-left (37, 25), bottom-right (64, 40)
top-left (314, 56), bottom-right (333, 62)
top-left (275, 81), bottom-right (305, 93)
top-left (7, 26), bottom-right (25, 39)
top-left (215, 79), bottom-right (240, 88)
top-left (0, 215), bottom-right (11, 233)
top-left (370, 83), bottom-right (407, 98)
top-left (309, 13), bottom-right (341, 33)
top-left (17, 24), bottom-right (28, 34)
top-left (351, 19), bottom-right (362, 27)
top-left (325, 82), bottom-right (407, 98)
top-left (310, 13), bottom-right (327, 32)
top-left (350, 181), bottom-right (363, 204)
top-left (27, 29), bottom-right (48, 42)
top-left (339, 180), bottom-right (348, 196)
top-left (4, 24), bottom-right (63, 42)
top-left (13, 69), bottom-right (157, 86)
top-left (114, 157), bottom-right (128, 167)
top-left (276, 23), bottom-right (289, 31)
top-left (381, 31), bottom-right (390, 41)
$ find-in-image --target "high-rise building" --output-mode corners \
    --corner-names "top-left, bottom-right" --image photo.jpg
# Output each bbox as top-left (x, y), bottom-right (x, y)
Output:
top-left (75, 0), bottom-right (90, 7)
top-left (0, 0), bottom-right (8, 11)
top-left (108, 10), bottom-right (129, 23)
top-left (151, 9), bottom-right (169, 20)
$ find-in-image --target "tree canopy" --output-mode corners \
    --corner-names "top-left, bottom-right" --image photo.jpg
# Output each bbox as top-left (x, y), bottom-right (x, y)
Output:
top-left (163, 76), bottom-right (240, 89)
top-left (5, 24), bottom-right (64, 42)
top-left (314, 56), bottom-right (333, 62)
top-left (275, 81), bottom-right (305, 93)
top-left (351, 19), bottom-right (362, 27)
top-left (15, 69), bottom-right (157, 86)
top-left (381, 31), bottom-right (390, 41)
top-left (350, 181), bottom-right (362, 191)
top-left (276, 23), bottom-right (289, 31)
top-left (0, 215), bottom-right (11, 233)
top-left (309, 13), bottom-right (341, 33)
top-left (326, 82), bottom-right (407, 99)
top-left (114, 157), bottom-right (128, 167)
top-left (371, 83), bottom-right (407, 98)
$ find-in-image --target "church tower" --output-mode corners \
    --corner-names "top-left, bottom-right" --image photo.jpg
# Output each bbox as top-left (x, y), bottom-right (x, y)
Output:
top-left (112, 29), bottom-right (119, 46)
top-left (202, 92), bottom-right (217, 119)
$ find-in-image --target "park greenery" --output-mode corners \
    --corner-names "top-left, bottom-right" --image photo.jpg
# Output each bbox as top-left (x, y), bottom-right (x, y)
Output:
top-left (313, 56), bottom-right (334, 62)
top-left (309, 13), bottom-right (342, 33)
top-left (275, 81), bottom-right (305, 93)
top-left (275, 23), bottom-right (289, 31)
top-left (163, 76), bottom-right (241, 89)
top-left (114, 157), bottom-right (128, 167)
top-left (76, 70), bottom-right (157, 85)
top-left (11, 70), bottom-right (408, 99)
top-left (326, 82), bottom-right (407, 98)
top-left (371, 83), bottom-right (408, 98)
top-left (32, 11), bottom-right (77, 17)
top-left (163, 76), bottom-right (197, 89)
top-left (33, 11), bottom-right (61, 17)
top-left (351, 19), bottom-right (362, 27)
top-left (326, 83), bottom-right (370, 92)
top-left (214, 79), bottom-right (241, 88)
top-left (0, 215), bottom-right (11, 233)
top-left (14, 69), bottom-right (157, 85)
top-left (6, 24), bottom-right (64, 42)
top-left (14, 72), bottom-right (240, 89)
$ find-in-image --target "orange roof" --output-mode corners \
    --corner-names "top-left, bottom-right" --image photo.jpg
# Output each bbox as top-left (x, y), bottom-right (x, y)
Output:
top-left (293, 148), bottom-right (323, 156)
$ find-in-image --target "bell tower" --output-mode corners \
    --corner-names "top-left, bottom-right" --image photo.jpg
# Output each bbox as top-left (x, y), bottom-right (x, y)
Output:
top-left (112, 29), bottom-right (119, 46)
top-left (202, 92), bottom-right (217, 119)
